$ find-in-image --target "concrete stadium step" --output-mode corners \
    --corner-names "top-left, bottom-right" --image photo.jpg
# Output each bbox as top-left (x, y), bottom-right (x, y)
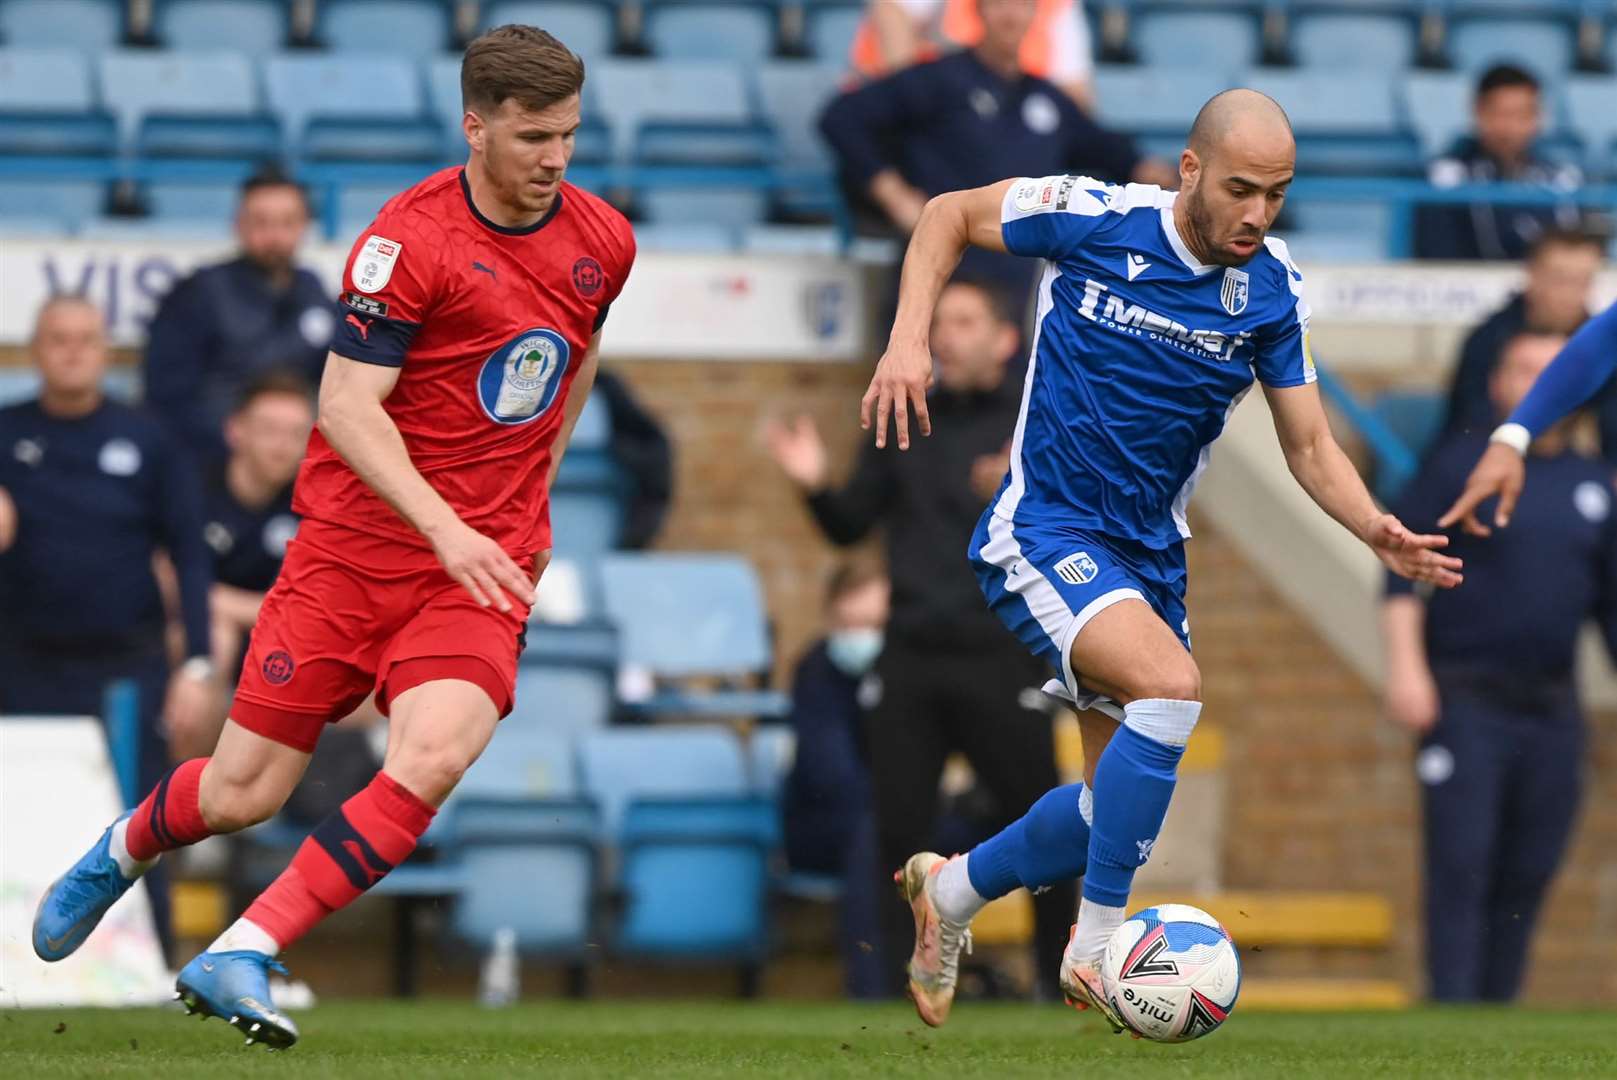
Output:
top-left (971, 889), bottom-right (1393, 949)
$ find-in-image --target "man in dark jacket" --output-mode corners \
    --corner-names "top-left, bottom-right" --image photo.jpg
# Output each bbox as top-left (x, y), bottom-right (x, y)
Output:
top-left (1414, 64), bottom-right (1591, 262)
top-left (766, 277), bottom-right (1073, 999)
top-left (143, 167), bottom-right (332, 468)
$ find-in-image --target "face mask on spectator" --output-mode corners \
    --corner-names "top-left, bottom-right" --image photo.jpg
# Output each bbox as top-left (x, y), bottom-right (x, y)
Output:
top-left (827, 628), bottom-right (884, 676)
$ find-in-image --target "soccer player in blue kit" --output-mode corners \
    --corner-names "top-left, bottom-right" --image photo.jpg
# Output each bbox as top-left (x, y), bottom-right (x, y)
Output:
top-left (859, 89), bottom-right (1466, 1031)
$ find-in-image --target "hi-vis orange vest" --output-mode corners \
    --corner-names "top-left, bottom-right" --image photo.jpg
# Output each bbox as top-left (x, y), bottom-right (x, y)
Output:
top-left (849, 0), bottom-right (1076, 81)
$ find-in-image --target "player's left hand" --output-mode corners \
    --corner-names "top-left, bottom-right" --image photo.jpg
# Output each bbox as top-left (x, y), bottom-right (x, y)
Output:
top-left (1366, 513), bottom-right (1463, 588)
top-left (861, 340), bottom-right (934, 450)
top-left (1437, 441), bottom-right (1526, 537)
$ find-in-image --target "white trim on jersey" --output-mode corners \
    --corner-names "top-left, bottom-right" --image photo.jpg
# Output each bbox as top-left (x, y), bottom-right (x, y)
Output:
top-left (1159, 206), bottom-right (1217, 276)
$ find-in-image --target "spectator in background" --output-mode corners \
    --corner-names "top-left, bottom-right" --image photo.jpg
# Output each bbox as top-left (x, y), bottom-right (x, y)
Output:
top-left (1414, 64), bottom-right (1587, 262)
top-left (765, 277), bottom-right (1075, 1000)
top-left (1383, 330), bottom-right (1614, 1002)
top-left (783, 560), bottom-right (890, 998)
top-left (851, 0), bottom-right (1096, 110)
top-left (144, 167), bottom-right (332, 468)
top-left (820, 0), bottom-right (1171, 315)
top-left (204, 372), bottom-right (314, 687)
top-left (1440, 228), bottom-right (1612, 456)
top-left (591, 368), bottom-right (673, 549)
top-left (0, 295), bottom-right (218, 960)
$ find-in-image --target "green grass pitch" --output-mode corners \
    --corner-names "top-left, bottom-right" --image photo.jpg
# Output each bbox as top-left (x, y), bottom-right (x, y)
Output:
top-left (5, 1001), bottom-right (1615, 1078)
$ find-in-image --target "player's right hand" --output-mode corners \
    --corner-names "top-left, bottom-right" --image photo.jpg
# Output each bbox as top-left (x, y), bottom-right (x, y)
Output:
top-left (763, 414), bottom-right (829, 489)
top-left (1384, 662), bottom-right (1440, 734)
top-left (431, 520), bottom-right (536, 613)
top-left (861, 341), bottom-right (933, 450)
top-left (1438, 441), bottom-right (1526, 537)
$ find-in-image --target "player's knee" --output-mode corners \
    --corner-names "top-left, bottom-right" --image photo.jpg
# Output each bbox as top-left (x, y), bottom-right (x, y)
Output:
top-left (385, 743), bottom-right (471, 806)
top-left (1126, 658), bottom-right (1202, 704)
top-left (197, 771), bottom-right (286, 833)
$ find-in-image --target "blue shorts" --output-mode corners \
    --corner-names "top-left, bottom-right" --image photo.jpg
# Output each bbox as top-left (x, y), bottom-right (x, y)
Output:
top-left (970, 510), bottom-right (1190, 713)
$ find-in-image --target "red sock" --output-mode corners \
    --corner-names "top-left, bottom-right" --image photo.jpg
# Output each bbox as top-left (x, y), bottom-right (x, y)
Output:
top-left (244, 771), bottom-right (435, 950)
top-left (125, 758), bottom-right (211, 862)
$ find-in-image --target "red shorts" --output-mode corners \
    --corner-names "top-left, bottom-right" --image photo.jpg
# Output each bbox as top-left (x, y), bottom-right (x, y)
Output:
top-left (232, 520), bottom-right (532, 753)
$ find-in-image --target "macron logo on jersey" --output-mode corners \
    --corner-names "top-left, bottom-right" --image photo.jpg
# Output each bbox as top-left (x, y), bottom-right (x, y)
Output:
top-left (1076, 278), bottom-right (1252, 362)
top-left (1126, 253), bottom-right (1151, 281)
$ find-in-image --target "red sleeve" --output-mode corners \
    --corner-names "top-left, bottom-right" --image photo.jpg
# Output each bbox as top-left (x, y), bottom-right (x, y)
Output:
top-left (332, 213), bottom-right (441, 367)
top-left (592, 219), bottom-right (637, 333)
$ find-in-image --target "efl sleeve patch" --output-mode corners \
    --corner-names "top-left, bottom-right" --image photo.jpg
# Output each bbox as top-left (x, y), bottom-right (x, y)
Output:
top-left (1001, 175), bottom-right (1115, 260)
top-left (351, 234), bottom-right (403, 294)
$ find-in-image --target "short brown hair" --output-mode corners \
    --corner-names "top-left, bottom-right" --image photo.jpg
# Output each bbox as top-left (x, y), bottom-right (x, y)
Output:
top-left (233, 369), bottom-right (315, 415)
top-left (462, 24), bottom-right (586, 115)
top-left (825, 559), bottom-right (887, 608)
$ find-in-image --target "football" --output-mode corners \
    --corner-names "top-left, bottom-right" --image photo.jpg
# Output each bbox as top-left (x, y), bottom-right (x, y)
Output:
top-left (1100, 904), bottom-right (1242, 1043)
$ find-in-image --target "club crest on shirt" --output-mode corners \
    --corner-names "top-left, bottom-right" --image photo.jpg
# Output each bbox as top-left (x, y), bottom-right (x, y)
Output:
top-left (352, 234), bottom-right (402, 294)
top-left (477, 328), bottom-right (571, 425)
top-left (1220, 267), bottom-right (1249, 316)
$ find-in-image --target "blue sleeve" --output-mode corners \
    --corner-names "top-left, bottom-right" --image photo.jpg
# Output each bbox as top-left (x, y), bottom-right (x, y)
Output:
top-left (1509, 302), bottom-right (1617, 436)
top-left (143, 275), bottom-right (226, 461)
top-left (999, 175), bottom-right (1115, 260)
top-left (154, 428), bottom-right (213, 658)
top-left (1252, 240), bottom-right (1316, 389)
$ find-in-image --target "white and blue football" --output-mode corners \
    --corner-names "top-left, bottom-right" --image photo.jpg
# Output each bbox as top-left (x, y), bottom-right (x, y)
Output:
top-left (1099, 903), bottom-right (1241, 1043)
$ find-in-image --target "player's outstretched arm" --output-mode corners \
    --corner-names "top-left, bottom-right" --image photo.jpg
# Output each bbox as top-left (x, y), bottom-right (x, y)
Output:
top-left (862, 180), bottom-right (1014, 450)
top-left (1440, 302), bottom-right (1617, 536)
top-left (1264, 382), bottom-right (1463, 588)
top-left (317, 352), bottom-right (535, 612)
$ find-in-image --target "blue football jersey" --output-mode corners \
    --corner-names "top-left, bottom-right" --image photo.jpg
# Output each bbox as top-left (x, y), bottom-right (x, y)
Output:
top-left (991, 175), bottom-right (1315, 550)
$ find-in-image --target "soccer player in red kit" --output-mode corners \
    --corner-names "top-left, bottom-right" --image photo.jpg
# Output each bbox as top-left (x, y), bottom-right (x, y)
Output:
top-left (32, 26), bottom-right (633, 1048)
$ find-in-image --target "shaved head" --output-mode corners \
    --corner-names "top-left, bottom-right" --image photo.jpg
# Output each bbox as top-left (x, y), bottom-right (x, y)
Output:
top-left (1174, 88), bottom-right (1297, 267)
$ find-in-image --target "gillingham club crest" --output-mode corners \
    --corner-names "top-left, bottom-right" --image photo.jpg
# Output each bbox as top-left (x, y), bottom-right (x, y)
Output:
top-left (1219, 268), bottom-right (1249, 316)
top-left (477, 328), bottom-right (570, 424)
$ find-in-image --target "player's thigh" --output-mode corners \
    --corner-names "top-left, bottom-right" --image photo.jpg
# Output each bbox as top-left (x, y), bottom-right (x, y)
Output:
top-left (382, 678), bottom-right (500, 806)
top-left (198, 720), bottom-right (314, 831)
top-left (1070, 598), bottom-right (1200, 705)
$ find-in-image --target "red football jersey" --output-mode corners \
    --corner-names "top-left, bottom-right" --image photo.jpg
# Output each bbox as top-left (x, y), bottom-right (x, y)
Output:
top-left (297, 167), bottom-right (635, 559)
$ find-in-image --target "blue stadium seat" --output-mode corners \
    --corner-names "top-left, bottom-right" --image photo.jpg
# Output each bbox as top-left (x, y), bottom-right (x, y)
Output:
top-left (457, 728), bottom-right (581, 798)
top-left (446, 796), bottom-right (600, 956)
top-left (804, 2), bottom-right (861, 64)
top-left (334, 182), bottom-right (401, 238)
top-left (1132, 11), bottom-right (1261, 68)
top-left (0, 49), bottom-right (115, 159)
top-left (1290, 10), bottom-right (1418, 72)
top-left (549, 488), bottom-right (625, 563)
top-left (1282, 200), bottom-right (1391, 263)
top-left (153, 0), bottom-right (290, 55)
top-left (0, 178), bottom-right (105, 231)
top-left (570, 392), bottom-right (612, 453)
top-left (1447, 17), bottom-right (1576, 74)
top-left (740, 223), bottom-right (839, 255)
top-left (481, 1), bottom-right (617, 58)
top-left (642, 1), bottom-right (776, 61)
top-left (1565, 77), bottom-right (1617, 180)
top-left (746, 725), bottom-right (795, 797)
top-left (755, 61), bottom-right (839, 172)
top-left (1090, 65), bottom-right (1232, 139)
top-left (579, 726), bottom-right (750, 834)
top-left (143, 179), bottom-right (244, 221)
top-left (1402, 71), bottom-right (1474, 159)
top-left (99, 52), bottom-right (273, 162)
top-left (1240, 70), bottom-right (1420, 175)
top-left (319, 0), bottom-right (453, 57)
top-left (631, 221), bottom-right (741, 251)
top-left (0, 0), bottom-right (124, 48)
top-left (617, 797), bottom-right (775, 958)
top-left (593, 60), bottom-right (768, 163)
top-left (598, 553), bottom-right (774, 679)
top-left (266, 54), bottom-right (441, 162)
top-left (637, 186), bottom-right (769, 227)
top-left (507, 661), bottom-right (616, 737)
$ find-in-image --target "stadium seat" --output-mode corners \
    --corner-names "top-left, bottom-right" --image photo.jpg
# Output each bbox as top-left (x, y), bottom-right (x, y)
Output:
top-left (1402, 71), bottom-right (1474, 159)
top-left (617, 797), bottom-right (775, 959)
top-left (507, 661), bottom-right (616, 738)
top-left (0, 0), bottom-right (124, 49)
top-left (1447, 16), bottom-right (1576, 74)
top-left (755, 62), bottom-right (840, 172)
top-left (594, 59), bottom-right (773, 164)
top-left (1282, 200), bottom-right (1392, 263)
top-left (1090, 65), bottom-right (1232, 139)
top-left (642, 1), bottom-right (777, 61)
top-left (579, 725), bottom-right (750, 834)
top-left (803, 2), bottom-right (861, 64)
top-left (318, 0), bottom-right (453, 57)
top-left (1290, 10), bottom-right (1418, 72)
top-left (1239, 70), bottom-right (1421, 175)
top-left (1132, 10), bottom-right (1261, 69)
top-left (550, 487), bottom-right (625, 564)
top-left (0, 178), bottom-right (105, 232)
top-left (446, 796), bottom-right (600, 957)
top-left (142, 179), bottom-right (245, 221)
top-left (745, 725), bottom-right (795, 797)
top-left (481, 1), bottom-right (618, 58)
top-left (598, 553), bottom-right (774, 679)
top-left (631, 221), bottom-right (741, 251)
top-left (153, 0), bottom-right (290, 55)
top-left (265, 53), bottom-right (441, 163)
top-left (636, 186), bottom-right (769, 227)
top-left (99, 52), bottom-right (273, 162)
top-left (740, 223), bottom-right (839, 255)
top-left (457, 727), bottom-right (581, 799)
top-left (334, 182), bottom-right (401, 237)
top-left (0, 49), bottom-right (115, 159)
top-left (1565, 77), bottom-right (1617, 180)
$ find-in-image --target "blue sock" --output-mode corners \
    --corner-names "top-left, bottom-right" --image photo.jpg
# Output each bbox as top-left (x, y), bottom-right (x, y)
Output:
top-left (1083, 698), bottom-right (1201, 907)
top-left (966, 782), bottom-right (1093, 900)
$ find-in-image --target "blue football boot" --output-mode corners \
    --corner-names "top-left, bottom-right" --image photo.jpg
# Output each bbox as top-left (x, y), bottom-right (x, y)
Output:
top-left (174, 950), bottom-right (300, 1050)
top-left (33, 813), bottom-right (140, 961)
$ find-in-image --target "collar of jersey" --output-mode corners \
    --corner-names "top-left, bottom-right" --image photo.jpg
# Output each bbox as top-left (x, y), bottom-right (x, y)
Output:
top-left (1158, 205), bottom-right (1218, 276)
top-left (459, 169), bottom-right (563, 236)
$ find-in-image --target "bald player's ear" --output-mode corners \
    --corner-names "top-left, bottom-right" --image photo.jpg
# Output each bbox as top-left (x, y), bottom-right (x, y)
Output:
top-left (1179, 148), bottom-right (1200, 187)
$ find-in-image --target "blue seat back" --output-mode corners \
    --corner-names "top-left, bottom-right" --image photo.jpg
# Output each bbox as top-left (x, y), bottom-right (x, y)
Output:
top-left (0, 178), bottom-right (104, 230)
top-left (265, 54), bottom-right (429, 148)
top-left (483, 2), bottom-right (617, 58)
top-left (0, 49), bottom-right (112, 157)
top-left (155, 0), bottom-right (289, 55)
top-left (745, 725), bottom-right (795, 797)
top-left (448, 796), bottom-right (598, 952)
top-left (457, 727), bottom-right (579, 799)
top-left (619, 832), bottom-right (768, 955)
top-left (805, 3), bottom-right (861, 64)
top-left (579, 726), bottom-right (749, 835)
top-left (508, 662), bottom-right (615, 737)
top-left (548, 487), bottom-right (624, 563)
top-left (1291, 12), bottom-right (1416, 72)
top-left (570, 391), bottom-right (612, 452)
top-left (594, 59), bottom-right (757, 162)
top-left (1448, 18), bottom-right (1575, 74)
top-left (598, 552), bottom-right (773, 677)
top-left (320, 0), bottom-right (453, 56)
top-left (1091, 65), bottom-right (1231, 135)
top-left (99, 51), bottom-right (262, 151)
top-left (1402, 71), bottom-right (1474, 159)
top-left (637, 185), bottom-right (769, 227)
top-left (756, 61), bottom-right (840, 170)
top-left (1566, 78), bottom-right (1617, 180)
top-left (1134, 11), bottom-right (1259, 68)
top-left (143, 179), bottom-right (246, 221)
top-left (0, 0), bottom-right (123, 48)
top-left (643, 1), bottom-right (775, 61)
